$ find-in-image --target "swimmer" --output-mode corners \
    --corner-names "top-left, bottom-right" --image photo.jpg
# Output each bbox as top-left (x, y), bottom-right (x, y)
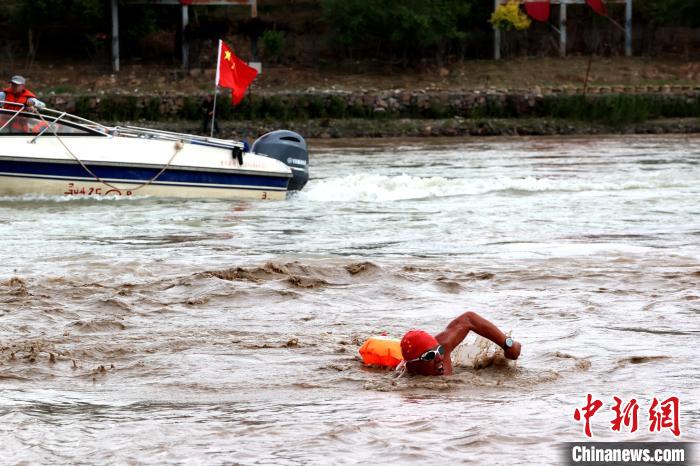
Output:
top-left (401, 311), bottom-right (521, 376)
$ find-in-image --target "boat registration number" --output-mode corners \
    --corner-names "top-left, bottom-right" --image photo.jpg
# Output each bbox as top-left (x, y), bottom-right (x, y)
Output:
top-left (64, 183), bottom-right (133, 197)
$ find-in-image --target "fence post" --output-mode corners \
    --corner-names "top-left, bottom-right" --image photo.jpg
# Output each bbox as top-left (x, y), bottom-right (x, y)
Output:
top-left (111, 0), bottom-right (119, 73)
top-left (625, 0), bottom-right (633, 56)
top-left (559, 1), bottom-right (567, 57)
top-left (181, 4), bottom-right (190, 69)
top-left (494, 0), bottom-right (501, 60)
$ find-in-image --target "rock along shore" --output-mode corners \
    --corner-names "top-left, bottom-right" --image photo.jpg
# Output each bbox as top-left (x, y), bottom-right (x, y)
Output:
top-left (41, 86), bottom-right (700, 138)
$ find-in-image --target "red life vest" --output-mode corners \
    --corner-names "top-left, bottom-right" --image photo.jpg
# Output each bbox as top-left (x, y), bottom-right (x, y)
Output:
top-left (2, 87), bottom-right (37, 110)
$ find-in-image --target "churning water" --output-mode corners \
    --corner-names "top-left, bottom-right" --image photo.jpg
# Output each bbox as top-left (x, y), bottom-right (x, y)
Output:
top-left (1, 135), bottom-right (698, 464)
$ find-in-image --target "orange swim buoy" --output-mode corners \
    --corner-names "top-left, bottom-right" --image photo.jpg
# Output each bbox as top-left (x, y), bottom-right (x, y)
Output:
top-left (359, 336), bottom-right (403, 368)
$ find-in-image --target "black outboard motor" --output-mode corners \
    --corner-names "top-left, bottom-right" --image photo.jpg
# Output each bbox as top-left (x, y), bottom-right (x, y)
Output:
top-left (251, 130), bottom-right (309, 191)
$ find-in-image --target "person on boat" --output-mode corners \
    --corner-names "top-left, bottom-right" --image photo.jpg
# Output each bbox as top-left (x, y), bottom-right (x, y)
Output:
top-left (400, 311), bottom-right (521, 376)
top-left (201, 94), bottom-right (220, 135)
top-left (0, 75), bottom-right (46, 112)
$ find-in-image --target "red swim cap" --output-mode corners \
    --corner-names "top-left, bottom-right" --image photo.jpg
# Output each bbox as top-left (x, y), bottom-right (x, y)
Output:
top-left (400, 330), bottom-right (438, 361)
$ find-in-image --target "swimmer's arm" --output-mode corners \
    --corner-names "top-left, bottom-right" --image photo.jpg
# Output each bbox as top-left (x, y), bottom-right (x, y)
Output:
top-left (435, 311), bottom-right (521, 360)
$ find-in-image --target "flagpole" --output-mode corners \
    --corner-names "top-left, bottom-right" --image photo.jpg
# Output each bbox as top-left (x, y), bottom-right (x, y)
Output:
top-left (210, 86), bottom-right (218, 138)
top-left (210, 39), bottom-right (222, 138)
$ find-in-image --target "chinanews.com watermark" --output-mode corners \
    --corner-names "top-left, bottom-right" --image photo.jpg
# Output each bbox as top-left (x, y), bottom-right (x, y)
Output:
top-left (562, 442), bottom-right (693, 465)
top-left (560, 394), bottom-right (695, 465)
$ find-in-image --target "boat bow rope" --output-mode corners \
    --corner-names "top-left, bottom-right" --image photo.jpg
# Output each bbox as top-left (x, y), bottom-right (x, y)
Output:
top-left (34, 110), bottom-right (185, 193)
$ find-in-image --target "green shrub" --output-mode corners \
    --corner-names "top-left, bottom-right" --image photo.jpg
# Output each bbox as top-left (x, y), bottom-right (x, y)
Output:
top-left (179, 97), bottom-right (201, 120)
top-left (326, 95), bottom-right (348, 118)
top-left (261, 29), bottom-right (285, 62)
top-left (322, 0), bottom-right (470, 62)
top-left (534, 94), bottom-right (700, 126)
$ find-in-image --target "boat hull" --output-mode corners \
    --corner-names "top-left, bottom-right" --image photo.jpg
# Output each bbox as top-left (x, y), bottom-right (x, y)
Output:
top-left (0, 133), bottom-right (294, 200)
top-left (0, 157), bottom-right (289, 200)
top-left (0, 174), bottom-right (286, 199)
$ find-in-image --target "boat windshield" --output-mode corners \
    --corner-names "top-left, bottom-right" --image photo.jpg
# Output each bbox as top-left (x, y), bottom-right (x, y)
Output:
top-left (0, 109), bottom-right (106, 136)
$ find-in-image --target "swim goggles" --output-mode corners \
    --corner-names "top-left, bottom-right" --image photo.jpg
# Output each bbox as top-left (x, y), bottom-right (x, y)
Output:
top-left (406, 345), bottom-right (445, 363)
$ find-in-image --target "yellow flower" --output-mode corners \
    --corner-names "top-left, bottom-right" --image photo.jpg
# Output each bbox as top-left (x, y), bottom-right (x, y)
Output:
top-left (490, 1), bottom-right (532, 31)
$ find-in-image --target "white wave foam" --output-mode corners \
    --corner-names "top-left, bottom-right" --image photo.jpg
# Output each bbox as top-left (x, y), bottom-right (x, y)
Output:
top-left (299, 173), bottom-right (690, 202)
top-left (0, 194), bottom-right (149, 203)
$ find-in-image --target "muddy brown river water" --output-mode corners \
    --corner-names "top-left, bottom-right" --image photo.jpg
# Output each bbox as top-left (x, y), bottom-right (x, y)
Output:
top-left (0, 135), bottom-right (698, 464)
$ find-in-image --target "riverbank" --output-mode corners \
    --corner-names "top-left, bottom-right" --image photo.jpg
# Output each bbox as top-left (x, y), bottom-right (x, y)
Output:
top-left (131, 117), bottom-right (700, 139)
top-left (39, 87), bottom-right (700, 138)
top-left (18, 56), bottom-right (699, 138)
top-left (20, 57), bottom-right (700, 95)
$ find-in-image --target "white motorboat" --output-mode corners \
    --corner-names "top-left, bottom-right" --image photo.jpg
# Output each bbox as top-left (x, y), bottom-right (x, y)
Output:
top-left (0, 102), bottom-right (309, 199)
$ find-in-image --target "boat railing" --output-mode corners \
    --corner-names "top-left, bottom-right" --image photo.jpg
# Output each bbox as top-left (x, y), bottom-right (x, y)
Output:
top-left (0, 101), bottom-right (244, 151)
top-left (29, 110), bottom-right (68, 144)
top-left (112, 125), bottom-right (244, 151)
top-left (0, 101), bottom-right (110, 134)
top-left (0, 104), bottom-right (26, 133)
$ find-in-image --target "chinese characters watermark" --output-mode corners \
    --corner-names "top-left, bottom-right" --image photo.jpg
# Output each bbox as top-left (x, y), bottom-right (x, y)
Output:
top-left (573, 394), bottom-right (681, 438)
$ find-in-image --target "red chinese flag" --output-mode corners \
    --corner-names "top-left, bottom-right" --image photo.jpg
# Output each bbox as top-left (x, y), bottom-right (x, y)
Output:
top-left (524, 1), bottom-right (550, 22)
top-left (586, 0), bottom-right (608, 16)
top-left (216, 40), bottom-right (258, 105)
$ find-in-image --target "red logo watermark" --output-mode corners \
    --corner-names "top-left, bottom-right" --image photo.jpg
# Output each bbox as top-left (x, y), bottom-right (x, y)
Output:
top-left (573, 394), bottom-right (681, 438)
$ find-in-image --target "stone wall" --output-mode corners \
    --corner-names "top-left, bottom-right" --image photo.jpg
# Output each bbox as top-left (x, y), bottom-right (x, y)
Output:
top-left (42, 87), bottom-right (700, 126)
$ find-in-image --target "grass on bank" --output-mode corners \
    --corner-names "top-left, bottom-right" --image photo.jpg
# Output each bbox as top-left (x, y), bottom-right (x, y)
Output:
top-left (74, 93), bottom-right (700, 127)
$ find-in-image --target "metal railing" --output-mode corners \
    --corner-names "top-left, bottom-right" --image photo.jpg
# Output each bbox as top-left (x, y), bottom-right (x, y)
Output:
top-left (0, 101), bottom-right (109, 135)
top-left (113, 125), bottom-right (244, 150)
top-left (0, 101), bottom-right (244, 151)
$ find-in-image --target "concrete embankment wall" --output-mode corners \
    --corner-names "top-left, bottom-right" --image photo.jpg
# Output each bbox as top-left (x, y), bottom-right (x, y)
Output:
top-left (41, 87), bottom-right (700, 137)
